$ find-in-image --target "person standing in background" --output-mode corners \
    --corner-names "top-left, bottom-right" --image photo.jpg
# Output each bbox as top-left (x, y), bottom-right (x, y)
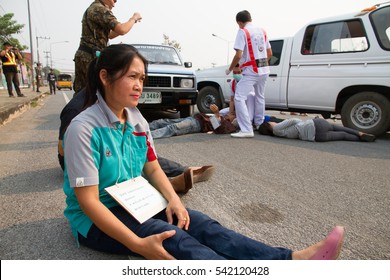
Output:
top-left (73, 0), bottom-right (142, 94)
top-left (35, 63), bottom-right (42, 93)
top-left (0, 42), bottom-right (25, 97)
top-left (47, 68), bottom-right (57, 95)
top-left (226, 10), bottom-right (272, 138)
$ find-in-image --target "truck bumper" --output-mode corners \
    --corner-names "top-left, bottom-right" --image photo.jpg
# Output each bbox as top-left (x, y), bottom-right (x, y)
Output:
top-left (138, 91), bottom-right (198, 110)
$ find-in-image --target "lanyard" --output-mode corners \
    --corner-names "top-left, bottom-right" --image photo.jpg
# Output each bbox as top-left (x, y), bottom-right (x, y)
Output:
top-left (239, 28), bottom-right (258, 74)
top-left (231, 79), bottom-right (236, 93)
top-left (97, 101), bottom-right (134, 185)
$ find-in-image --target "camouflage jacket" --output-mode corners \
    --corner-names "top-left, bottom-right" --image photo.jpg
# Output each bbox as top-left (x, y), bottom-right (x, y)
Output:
top-left (79, 0), bottom-right (120, 50)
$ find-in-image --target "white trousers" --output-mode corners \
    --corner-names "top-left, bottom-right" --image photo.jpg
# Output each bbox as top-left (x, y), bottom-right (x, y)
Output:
top-left (219, 93), bottom-right (255, 123)
top-left (234, 74), bottom-right (267, 132)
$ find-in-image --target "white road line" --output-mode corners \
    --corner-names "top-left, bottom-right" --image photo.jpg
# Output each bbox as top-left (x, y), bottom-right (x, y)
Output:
top-left (62, 91), bottom-right (70, 104)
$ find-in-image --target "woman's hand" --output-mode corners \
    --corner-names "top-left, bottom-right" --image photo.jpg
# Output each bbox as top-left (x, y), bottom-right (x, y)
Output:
top-left (136, 230), bottom-right (177, 260)
top-left (165, 197), bottom-right (190, 230)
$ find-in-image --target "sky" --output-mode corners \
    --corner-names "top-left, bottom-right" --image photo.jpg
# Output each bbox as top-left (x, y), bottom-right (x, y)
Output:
top-left (0, 0), bottom-right (381, 71)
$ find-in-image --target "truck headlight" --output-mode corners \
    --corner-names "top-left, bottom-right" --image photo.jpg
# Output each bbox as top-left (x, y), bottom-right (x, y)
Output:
top-left (180, 79), bottom-right (194, 88)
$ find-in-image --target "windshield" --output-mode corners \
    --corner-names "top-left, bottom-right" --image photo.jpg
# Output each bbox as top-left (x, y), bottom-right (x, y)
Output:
top-left (370, 5), bottom-right (390, 50)
top-left (133, 45), bottom-right (182, 65)
top-left (58, 74), bottom-right (72, 81)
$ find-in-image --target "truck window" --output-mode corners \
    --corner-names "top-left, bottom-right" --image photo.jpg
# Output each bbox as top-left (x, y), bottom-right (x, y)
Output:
top-left (301, 20), bottom-right (368, 54)
top-left (58, 74), bottom-right (72, 81)
top-left (370, 5), bottom-right (390, 50)
top-left (269, 40), bottom-right (283, 66)
top-left (135, 45), bottom-right (182, 65)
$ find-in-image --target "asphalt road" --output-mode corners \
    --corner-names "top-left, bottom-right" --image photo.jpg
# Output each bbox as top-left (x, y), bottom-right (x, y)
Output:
top-left (0, 91), bottom-right (389, 260)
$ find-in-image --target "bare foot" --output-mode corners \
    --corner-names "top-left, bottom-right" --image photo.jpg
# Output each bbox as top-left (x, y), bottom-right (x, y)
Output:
top-left (292, 226), bottom-right (344, 260)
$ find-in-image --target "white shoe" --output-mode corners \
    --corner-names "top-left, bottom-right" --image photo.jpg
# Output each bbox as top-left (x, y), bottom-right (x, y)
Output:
top-left (231, 131), bottom-right (254, 138)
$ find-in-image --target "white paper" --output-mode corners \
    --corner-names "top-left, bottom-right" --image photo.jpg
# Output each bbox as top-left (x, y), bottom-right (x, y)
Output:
top-left (210, 115), bottom-right (221, 129)
top-left (105, 176), bottom-right (168, 224)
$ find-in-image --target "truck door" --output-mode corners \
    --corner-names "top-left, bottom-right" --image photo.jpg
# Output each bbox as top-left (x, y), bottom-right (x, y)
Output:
top-left (265, 39), bottom-right (290, 108)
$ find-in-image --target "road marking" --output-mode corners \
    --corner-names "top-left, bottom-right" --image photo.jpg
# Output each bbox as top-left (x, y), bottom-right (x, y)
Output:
top-left (62, 91), bottom-right (70, 104)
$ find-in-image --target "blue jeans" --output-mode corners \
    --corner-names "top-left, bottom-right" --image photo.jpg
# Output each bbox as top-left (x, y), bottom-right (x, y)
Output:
top-left (158, 157), bottom-right (186, 177)
top-left (149, 117), bottom-right (201, 139)
top-left (78, 206), bottom-right (292, 260)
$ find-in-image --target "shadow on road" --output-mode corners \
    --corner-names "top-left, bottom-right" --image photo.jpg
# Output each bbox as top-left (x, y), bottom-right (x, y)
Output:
top-left (0, 167), bottom-right (63, 195)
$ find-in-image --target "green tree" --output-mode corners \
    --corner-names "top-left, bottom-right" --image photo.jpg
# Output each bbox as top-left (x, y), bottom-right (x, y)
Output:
top-left (162, 34), bottom-right (181, 51)
top-left (0, 13), bottom-right (27, 50)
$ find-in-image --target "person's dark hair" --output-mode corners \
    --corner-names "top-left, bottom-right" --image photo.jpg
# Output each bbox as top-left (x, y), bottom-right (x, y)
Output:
top-left (84, 44), bottom-right (148, 108)
top-left (3, 42), bottom-right (12, 47)
top-left (258, 122), bottom-right (274, 136)
top-left (236, 10), bottom-right (251, 23)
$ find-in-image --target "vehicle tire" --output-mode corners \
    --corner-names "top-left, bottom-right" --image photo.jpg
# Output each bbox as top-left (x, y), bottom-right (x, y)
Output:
top-left (341, 91), bottom-right (390, 136)
top-left (180, 105), bottom-right (194, 118)
top-left (197, 86), bottom-right (222, 113)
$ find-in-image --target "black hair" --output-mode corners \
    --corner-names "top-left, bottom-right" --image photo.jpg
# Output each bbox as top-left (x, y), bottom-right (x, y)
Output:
top-left (258, 122), bottom-right (274, 136)
top-left (84, 44), bottom-right (148, 109)
top-left (236, 10), bottom-right (251, 23)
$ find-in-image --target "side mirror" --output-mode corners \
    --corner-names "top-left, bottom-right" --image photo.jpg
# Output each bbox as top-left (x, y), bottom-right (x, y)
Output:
top-left (184, 62), bottom-right (192, 68)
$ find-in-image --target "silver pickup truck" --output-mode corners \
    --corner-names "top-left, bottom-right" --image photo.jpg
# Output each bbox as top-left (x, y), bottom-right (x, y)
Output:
top-left (196, 3), bottom-right (390, 135)
top-left (134, 44), bottom-right (198, 118)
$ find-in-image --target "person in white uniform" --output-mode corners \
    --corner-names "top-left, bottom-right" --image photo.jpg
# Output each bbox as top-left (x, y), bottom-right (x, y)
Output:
top-left (219, 65), bottom-right (255, 124)
top-left (226, 10), bottom-right (272, 138)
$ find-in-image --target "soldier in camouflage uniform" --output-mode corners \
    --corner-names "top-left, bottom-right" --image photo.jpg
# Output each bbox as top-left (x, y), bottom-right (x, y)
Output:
top-left (73, 0), bottom-right (142, 94)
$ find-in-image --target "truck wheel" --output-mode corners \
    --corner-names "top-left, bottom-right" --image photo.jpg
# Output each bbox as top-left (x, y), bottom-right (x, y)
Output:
top-left (341, 92), bottom-right (390, 136)
top-left (197, 86), bottom-right (222, 113)
top-left (180, 105), bottom-right (194, 118)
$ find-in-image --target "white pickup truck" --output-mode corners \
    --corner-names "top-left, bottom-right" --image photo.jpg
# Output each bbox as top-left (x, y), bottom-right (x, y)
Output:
top-left (196, 3), bottom-right (390, 135)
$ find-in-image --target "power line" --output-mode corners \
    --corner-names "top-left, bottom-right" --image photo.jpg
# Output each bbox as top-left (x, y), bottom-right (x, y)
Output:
top-left (0, 4), bottom-right (6, 13)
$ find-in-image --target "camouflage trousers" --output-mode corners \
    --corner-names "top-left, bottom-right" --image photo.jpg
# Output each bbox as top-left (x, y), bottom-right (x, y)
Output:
top-left (73, 50), bottom-right (94, 94)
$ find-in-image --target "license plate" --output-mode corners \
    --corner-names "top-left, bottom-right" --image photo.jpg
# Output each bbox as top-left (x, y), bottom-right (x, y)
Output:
top-left (139, 92), bottom-right (162, 104)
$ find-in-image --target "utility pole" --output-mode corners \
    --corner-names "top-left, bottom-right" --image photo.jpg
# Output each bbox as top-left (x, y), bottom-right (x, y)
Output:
top-left (43, 51), bottom-right (50, 68)
top-left (36, 36), bottom-right (50, 65)
top-left (27, 0), bottom-right (35, 90)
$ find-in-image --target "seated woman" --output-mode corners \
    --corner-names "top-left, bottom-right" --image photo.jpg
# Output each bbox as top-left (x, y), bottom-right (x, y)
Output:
top-left (57, 86), bottom-right (214, 194)
top-left (63, 43), bottom-right (344, 260)
top-left (259, 117), bottom-right (376, 142)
